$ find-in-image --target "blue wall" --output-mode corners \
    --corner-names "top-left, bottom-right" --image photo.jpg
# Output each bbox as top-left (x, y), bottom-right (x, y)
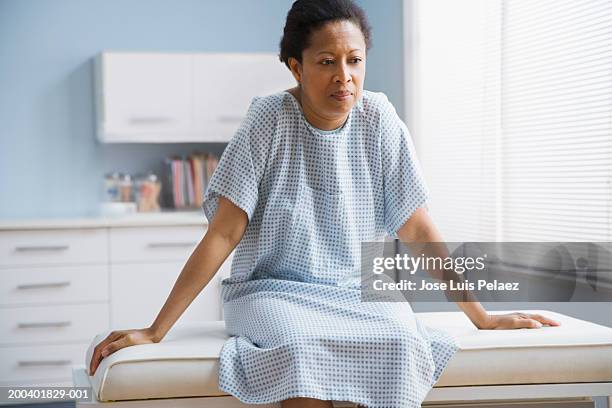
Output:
top-left (0, 0), bottom-right (404, 218)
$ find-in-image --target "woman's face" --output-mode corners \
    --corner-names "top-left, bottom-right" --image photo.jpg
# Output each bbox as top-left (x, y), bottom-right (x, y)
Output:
top-left (289, 20), bottom-right (366, 130)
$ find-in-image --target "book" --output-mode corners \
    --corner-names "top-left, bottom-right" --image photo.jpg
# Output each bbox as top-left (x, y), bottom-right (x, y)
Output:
top-left (162, 152), bottom-right (220, 209)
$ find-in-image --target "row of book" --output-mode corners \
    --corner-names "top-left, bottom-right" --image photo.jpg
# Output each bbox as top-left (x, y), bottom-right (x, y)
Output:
top-left (163, 153), bottom-right (220, 209)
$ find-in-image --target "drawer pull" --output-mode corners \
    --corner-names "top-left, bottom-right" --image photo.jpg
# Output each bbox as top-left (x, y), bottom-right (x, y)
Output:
top-left (147, 242), bottom-right (196, 249)
top-left (129, 116), bottom-right (174, 124)
top-left (17, 321), bottom-right (72, 329)
top-left (217, 115), bottom-right (244, 123)
top-left (17, 281), bottom-right (71, 290)
top-left (15, 245), bottom-right (69, 252)
top-left (18, 359), bottom-right (72, 367)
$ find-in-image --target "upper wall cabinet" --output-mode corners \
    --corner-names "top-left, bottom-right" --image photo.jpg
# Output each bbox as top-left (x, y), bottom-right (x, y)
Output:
top-left (94, 52), bottom-right (295, 143)
top-left (192, 54), bottom-right (295, 142)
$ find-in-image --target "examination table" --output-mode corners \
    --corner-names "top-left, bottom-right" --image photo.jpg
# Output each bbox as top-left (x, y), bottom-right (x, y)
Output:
top-left (73, 310), bottom-right (612, 407)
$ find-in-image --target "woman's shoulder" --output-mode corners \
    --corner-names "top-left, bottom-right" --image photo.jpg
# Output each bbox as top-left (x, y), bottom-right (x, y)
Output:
top-left (358, 90), bottom-right (395, 114)
top-left (238, 91), bottom-right (289, 136)
top-left (357, 90), bottom-right (399, 130)
top-left (247, 90), bottom-right (293, 117)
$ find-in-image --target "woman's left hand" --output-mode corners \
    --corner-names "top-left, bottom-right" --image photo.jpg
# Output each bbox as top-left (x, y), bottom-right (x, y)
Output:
top-left (478, 312), bottom-right (561, 330)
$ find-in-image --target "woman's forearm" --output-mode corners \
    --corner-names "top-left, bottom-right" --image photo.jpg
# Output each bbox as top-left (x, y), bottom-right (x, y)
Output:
top-left (396, 208), bottom-right (489, 328)
top-left (148, 229), bottom-right (238, 342)
top-left (454, 297), bottom-right (489, 327)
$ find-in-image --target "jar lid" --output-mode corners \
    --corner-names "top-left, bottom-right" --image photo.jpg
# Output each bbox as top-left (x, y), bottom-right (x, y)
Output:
top-left (105, 172), bottom-right (122, 180)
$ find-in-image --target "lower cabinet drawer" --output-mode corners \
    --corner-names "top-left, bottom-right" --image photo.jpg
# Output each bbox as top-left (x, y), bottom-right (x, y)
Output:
top-left (0, 265), bottom-right (108, 306)
top-left (0, 228), bottom-right (107, 267)
top-left (0, 303), bottom-right (109, 346)
top-left (0, 343), bottom-right (89, 385)
top-left (111, 262), bottom-right (222, 328)
top-left (109, 225), bottom-right (205, 263)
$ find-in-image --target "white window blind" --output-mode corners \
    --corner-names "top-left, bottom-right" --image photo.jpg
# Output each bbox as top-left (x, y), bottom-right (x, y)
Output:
top-left (410, 0), bottom-right (501, 241)
top-left (409, 0), bottom-right (612, 242)
top-left (501, 0), bottom-right (612, 241)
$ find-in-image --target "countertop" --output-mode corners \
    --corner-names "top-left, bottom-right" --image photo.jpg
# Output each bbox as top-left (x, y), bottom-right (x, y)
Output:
top-left (0, 211), bottom-right (208, 230)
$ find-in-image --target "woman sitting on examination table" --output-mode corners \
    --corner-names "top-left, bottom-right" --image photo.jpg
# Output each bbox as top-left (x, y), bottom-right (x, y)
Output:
top-left (88, 1), bottom-right (561, 407)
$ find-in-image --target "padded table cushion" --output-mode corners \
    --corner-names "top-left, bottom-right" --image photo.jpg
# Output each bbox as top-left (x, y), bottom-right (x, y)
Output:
top-left (85, 310), bottom-right (612, 402)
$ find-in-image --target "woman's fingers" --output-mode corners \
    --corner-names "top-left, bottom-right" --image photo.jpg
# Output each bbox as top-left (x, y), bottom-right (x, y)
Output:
top-left (89, 329), bottom-right (158, 375)
top-left (513, 317), bottom-right (542, 329)
top-left (89, 331), bottom-right (122, 376)
top-left (101, 336), bottom-right (130, 357)
top-left (530, 313), bottom-right (561, 326)
top-left (485, 312), bottom-right (562, 330)
top-left (510, 312), bottom-right (562, 329)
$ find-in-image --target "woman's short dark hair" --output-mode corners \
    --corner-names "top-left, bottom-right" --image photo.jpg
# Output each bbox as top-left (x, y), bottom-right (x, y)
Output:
top-left (279, 0), bottom-right (372, 69)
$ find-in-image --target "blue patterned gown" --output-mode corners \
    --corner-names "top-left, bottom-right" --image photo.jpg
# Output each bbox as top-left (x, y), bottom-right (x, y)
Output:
top-left (201, 90), bottom-right (458, 408)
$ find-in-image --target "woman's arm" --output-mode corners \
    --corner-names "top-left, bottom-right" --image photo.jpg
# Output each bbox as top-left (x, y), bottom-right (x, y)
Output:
top-left (396, 207), bottom-right (560, 330)
top-left (149, 196), bottom-right (249, 341)
top-left (89, 196), bottom-right (248, 375)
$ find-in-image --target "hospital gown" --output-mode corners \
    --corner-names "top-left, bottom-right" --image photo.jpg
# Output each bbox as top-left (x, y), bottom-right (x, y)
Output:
top-left (201, 90), bottom-right (458, 408)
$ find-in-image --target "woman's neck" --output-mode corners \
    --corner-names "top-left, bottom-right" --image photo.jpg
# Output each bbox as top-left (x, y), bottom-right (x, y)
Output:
top-left (288, 87), bottom-right (348, 131)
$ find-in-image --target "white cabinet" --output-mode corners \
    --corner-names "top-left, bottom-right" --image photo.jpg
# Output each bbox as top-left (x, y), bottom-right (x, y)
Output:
top-left (95, 53), bottom-right (193, 142)
top-left (109, 226), bottom-right (202, 263)
top-left (0, 343), bottom-right (90, 386)
top-left (0, 228), bottom-right (107, 266)
top-left (0, 265), bottom-right (108, 306)
top-left (110, 261), bottom-right (224, 328)
top-left (108, 225), bottom-right (231, 328)
top-left (0, 218), bottom-right (233, 387)
top-left (0, 304), bottom-right (109, 346)
top-left (192, 53), bottom-right (295, 142)
top-left (94, 51), bottom-right (295, 143)
top-left (0, 228), bottom-right (110, 387)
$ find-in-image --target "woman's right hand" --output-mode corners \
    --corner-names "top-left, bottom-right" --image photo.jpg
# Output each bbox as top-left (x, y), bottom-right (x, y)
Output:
top-left (88, 327), bottom-right (159, 376)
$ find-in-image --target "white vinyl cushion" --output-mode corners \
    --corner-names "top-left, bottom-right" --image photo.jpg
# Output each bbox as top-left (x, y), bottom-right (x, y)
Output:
top-left (85, 310), bottom-right (612, 402)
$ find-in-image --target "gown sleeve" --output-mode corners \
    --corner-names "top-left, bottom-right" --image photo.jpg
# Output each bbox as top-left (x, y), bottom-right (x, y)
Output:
top-left (202, 97), bottom-right (266, 224)
top-left (379, 94), bottom-right (430, 240)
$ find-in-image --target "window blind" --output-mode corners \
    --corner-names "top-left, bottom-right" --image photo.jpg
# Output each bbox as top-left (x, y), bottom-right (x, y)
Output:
top-left (409, 0), bottom-right (612, 242)
top-left (501, 0), bottom-right (612, 241)
top-left (411, 0), bottom-right (501, 241)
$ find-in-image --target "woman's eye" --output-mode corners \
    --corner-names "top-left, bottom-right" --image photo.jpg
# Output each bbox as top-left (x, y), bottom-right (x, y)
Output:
top-left (320, 58), bottom-right (362, 65)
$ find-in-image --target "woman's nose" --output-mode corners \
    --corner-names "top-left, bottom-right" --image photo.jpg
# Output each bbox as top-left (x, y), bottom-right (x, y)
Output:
top-left (334, 63), bottom-right (351, 83)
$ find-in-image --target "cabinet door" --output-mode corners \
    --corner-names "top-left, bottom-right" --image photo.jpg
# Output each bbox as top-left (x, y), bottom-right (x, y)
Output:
top-left (193, 53), bottom-right (295, 142)
top-left (110, 261), bottom-right (226, 329)
top-left (0, 228), bottom-right (107, 267)
top-left (109, 225), bottom-right (204, 263)
top-left (0, 343), bottom-right (90, 386)
top-left (0, 303), bottom-right (109, 346)
top-left (97, 52), bottom-right (192, 142)
top-left (0, 265), bottom-right (108, 306)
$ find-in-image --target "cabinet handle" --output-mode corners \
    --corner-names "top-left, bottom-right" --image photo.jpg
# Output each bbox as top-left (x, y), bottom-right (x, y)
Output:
top-left (129, 116), bottom-right (174, 124)
top-left (17, 321), bottom-right (72, 329)
top-left (147, 242), bottom-right (196, 249)
top-left (216, 115), bottom-right (243, 123)
top-left (17, 281), bottom-right (71, 290)
top-left (18, 359), bottom-right (72, 367)
top-left (15, 245), bottom-right (69, 252)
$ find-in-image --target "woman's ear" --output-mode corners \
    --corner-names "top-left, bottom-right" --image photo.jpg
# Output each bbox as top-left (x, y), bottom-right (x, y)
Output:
top-left (288, 57), bottom-right (302, 84)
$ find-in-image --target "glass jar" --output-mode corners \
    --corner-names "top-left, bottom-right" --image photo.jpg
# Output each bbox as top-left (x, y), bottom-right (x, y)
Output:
top-left (103, 172), bottom-right (122, 202)
top-left (134, 172), bottom-right (161, 212)
top-left (119, 173), bottom-right (133, 202)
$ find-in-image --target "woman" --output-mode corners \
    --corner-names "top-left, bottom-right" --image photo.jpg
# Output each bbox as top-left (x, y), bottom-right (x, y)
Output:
top-left (89, 1), bottom-right (560, 407)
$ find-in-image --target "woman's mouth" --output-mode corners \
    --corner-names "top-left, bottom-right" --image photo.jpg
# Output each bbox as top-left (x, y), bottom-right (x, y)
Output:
top-left (332, 91), bottom-right (352, 101)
